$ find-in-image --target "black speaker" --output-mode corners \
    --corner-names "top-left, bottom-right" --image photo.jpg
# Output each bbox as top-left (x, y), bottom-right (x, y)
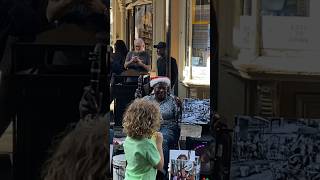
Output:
top-left (113, 82), bottom-right (137, 126)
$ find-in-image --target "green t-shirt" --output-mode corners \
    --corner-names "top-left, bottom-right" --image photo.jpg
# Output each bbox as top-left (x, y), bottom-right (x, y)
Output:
top-left (123, 136), bottom-right (160, 180)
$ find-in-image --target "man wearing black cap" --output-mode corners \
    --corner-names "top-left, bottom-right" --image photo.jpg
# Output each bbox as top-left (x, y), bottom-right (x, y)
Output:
top-left (154, 42), bottom-right (178, 91)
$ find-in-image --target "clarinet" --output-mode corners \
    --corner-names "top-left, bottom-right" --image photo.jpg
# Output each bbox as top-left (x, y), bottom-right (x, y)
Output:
top-left (135, 75), bottom-right (143, 99)
top-left (89, 45), bottom-right (100, 102)
top-left (88, 43), bottom-right (103, 116)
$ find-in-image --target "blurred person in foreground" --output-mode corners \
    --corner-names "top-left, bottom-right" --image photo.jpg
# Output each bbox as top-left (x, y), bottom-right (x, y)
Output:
top-left (41, 116), bottom-right (109, 180)
top-left (46, 0), bottom-right (108, 31)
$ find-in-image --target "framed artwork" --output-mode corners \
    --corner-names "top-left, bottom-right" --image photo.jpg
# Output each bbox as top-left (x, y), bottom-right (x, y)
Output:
top-left (169, 150), bottom-right (198, 180)
top-left (230, 116), bottom-right (320, 180)
top-left (182, 98), bottom-right (210, 125)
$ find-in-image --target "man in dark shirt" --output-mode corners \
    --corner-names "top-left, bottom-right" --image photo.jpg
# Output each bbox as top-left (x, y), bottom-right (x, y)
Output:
top-left (154, 42), bottom-right (178, 90)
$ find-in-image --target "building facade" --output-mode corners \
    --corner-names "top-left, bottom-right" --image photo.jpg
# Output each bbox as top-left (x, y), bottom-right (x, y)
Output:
top-left (111, 0), bottom-right (320, 125)
top-left (111, 0), bottom-right (212, 99)
top-left (218, 0), bottom-right (320, 125)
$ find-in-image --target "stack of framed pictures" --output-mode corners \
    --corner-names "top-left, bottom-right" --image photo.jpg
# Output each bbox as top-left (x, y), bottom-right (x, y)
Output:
top-left (182, 98), bottom-right (210, 125)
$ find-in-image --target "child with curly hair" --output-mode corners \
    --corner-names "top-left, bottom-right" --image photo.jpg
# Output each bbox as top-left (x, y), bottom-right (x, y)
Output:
top-left (122, 98), bottom-right (164, 180)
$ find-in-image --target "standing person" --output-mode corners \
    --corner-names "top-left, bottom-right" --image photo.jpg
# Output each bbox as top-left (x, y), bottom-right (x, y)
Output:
top-left (122, 98), bottom-right (164, 180)
top-left (111, 40), bottom-right (128, 75)
top-left (124, 38), bottom-right (150, 74)
top-left (110, 40), bottom-right (128, 102)
top-left (153, 42), bottom-right (178, 90)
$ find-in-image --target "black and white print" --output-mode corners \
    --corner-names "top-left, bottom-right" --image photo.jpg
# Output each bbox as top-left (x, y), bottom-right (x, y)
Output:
top-left (182, 98), bottom-right (210, 125)
top-left (230, 116), bottom-right (320, 180)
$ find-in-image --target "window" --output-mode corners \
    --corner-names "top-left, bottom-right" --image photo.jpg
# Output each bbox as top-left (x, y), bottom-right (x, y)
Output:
top-left (237, 0), bottom-right (311, 51)
top-left (261, 0), bottom-right (309, 16)
top-left (241, 0), bottom-right (310, 16)
top-left (184, 0), bottom-right (210, 83)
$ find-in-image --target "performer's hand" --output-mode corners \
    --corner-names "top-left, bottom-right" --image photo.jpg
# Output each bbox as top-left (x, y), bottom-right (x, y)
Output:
top-left (129, 57), bottom-right (136, 64)
top-left (136, 59), bottom-right (144, 66)
top-left (154, 132), bottom-right (163, 145)
top-left (174, 96), bottom-right (182, 107)
top-left (131, 56), bottom-right (138, 63)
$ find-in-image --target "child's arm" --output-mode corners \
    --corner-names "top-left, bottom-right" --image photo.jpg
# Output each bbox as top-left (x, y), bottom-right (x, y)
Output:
top-left (154, 132), bottom-right (164, 171)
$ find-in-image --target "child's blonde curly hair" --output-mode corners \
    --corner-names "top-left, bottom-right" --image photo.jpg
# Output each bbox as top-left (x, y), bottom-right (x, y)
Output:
top-left (123, 98), bottom-right (161, 139)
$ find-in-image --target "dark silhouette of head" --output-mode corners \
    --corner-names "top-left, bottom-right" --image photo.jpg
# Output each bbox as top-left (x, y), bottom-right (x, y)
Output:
top-left (114, 40), bottom-right (128, 57)
top-left (154, 42), bottom-right (166, 57)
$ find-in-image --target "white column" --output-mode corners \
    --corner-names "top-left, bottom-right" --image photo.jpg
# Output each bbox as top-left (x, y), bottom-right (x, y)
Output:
top-left (118, 0), bottom-right (127, 44)
top-left (152, 0), bottom-right (166, 72)
top-left (178, 0), bottom-right (186, 80)
top-left (188, 0), bottom-right (193, 80)
top-left (111, 0), bottom-right (118, 45)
